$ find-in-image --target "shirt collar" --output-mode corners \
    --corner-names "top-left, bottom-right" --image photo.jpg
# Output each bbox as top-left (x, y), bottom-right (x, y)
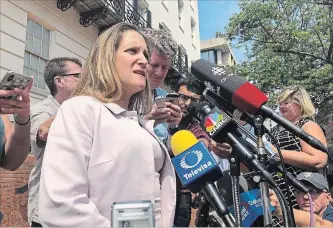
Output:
top-left (104, 103), bottom-right (137, 119)
top-left (48, 95), bottom-right (60, 109)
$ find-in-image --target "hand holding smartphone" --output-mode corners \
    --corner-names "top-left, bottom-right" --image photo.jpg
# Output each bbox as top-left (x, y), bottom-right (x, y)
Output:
top-left (164, 93), bottom-right (179, 106)
top-left (0, 71), bottom-right (33, 120)
top-left (0, 71), bottom-right (33, 99)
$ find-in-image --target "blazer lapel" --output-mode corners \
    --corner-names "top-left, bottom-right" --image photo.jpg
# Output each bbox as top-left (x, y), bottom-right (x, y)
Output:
top-left (138, 118), bottom-right (176, 227)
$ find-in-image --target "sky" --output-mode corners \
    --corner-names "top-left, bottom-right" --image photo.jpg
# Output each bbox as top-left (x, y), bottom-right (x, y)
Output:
top-left (198, 0), bottom-right (246, 63)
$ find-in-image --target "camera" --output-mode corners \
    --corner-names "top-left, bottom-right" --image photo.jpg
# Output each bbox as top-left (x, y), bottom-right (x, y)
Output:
top-left (7, 74), bottom-right (14, 82)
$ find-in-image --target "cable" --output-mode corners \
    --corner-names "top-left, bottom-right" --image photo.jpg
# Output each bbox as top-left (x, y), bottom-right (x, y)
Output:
top-left (231, 176), bottom-right (241, 227)
top-left (308, 193), bottom-right (314, 227)
top-left (266, 130), bottom-right (296, 227)
top-left (273, 187), bottom-right (291, 227)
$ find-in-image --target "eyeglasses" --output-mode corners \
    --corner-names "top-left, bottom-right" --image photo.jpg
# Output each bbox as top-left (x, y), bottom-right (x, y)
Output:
top-left (279, 102), bottom-right (294, 107)
top-left (179, 93), bottom-right (201, 103)
top-left (296, 188), bottom-right (324, 196)
top-left (58, 73), bottom-right (80, 78)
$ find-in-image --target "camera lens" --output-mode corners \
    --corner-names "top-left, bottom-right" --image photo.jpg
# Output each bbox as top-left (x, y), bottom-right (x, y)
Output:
top-left (7, 75), bottom-right (14, 82)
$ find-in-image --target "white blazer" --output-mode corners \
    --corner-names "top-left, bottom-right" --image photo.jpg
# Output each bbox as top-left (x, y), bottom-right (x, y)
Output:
top-left (38, 96), bottom-right (176, 227)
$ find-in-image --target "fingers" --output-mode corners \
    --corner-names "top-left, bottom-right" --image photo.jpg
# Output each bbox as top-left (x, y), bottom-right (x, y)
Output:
top-left (0, 107), bottom-right (26, 115)
top-left (166, 102), bottom-right (181, 112)
top-left (0, 90), bottom-right (18, 98)
top-left (216, 142), bottom-right (232, 150)
top-left (165, 102), bottom-right (182, 125)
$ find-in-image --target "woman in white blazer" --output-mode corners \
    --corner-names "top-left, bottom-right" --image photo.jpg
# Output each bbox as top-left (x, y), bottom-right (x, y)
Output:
top-left (38, 22), bottom-right (176, 227)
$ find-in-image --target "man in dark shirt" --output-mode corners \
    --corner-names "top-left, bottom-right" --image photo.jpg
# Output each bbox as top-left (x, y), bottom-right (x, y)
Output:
top-left (173, 77), bottom-right (232, 227)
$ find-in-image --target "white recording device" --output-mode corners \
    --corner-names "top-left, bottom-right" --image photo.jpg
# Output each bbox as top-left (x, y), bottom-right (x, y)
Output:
top-left (111, 200), bottom-right (154, 227)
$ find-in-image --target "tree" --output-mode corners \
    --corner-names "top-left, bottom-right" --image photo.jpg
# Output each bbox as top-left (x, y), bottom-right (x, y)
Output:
top-left (219, 0), bottom-right (333, 127)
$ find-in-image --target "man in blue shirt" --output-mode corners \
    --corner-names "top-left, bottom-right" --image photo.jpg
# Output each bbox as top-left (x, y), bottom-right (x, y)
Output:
top-left (141, 28), bottom-right (182, 145)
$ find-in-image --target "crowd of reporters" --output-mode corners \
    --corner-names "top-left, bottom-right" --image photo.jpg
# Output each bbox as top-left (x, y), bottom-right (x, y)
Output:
top-left (0, 21), bottom-right (332, 227)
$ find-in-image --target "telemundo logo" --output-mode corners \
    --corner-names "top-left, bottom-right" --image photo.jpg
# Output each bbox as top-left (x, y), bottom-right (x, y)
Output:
top-left (180, 150), bottom-right (203, 169)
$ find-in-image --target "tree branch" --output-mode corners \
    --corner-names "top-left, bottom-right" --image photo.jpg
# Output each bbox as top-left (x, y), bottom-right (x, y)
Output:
top-left (313, 27), bottom-right (328, 59)
top-left (327, 5), bottom-right (333, 61)
top-left (273, 49), bottom-right (333, 65)
top-left (312, 0), bottom-right (333, 5)
top-left (257, 19), bottom-right (278, 43)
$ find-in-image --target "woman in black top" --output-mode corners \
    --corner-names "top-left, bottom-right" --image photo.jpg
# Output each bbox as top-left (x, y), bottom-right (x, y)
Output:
top-left (268, 86), bottom-right (328, 226)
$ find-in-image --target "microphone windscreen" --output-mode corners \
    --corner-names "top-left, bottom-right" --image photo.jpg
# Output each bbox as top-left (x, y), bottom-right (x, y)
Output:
top-left (170, 130), bottom-right (198, 156)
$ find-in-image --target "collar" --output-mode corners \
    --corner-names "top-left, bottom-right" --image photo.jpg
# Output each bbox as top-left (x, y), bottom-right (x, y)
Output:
top-left (48, 95), bottom-right (60, 109)
top-left (103, 103), bottom-right (137, 119)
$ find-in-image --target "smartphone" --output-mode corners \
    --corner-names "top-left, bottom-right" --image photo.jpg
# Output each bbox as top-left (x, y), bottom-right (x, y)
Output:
top-left (165, 93), bottom-right (180, 106)
top-left (0, 71), bottom-right (32, 99)
top-left (155, 96), bottom-right (165, 108)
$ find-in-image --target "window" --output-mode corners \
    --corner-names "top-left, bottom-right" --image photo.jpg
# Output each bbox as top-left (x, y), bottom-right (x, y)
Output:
top-left (137, 0), bottom-right (149, 20)
top-left (179, 45), bottom-right (188, 72)
top-left (178, 0), bottom-right (184, 29)
top-left (159, 22), bottom-right (171, 33)
top-left (201, 50), bottom-right (216, 64)
top-left (24, 18), bottom-right (50, 89)
top-left (190, 18), bottom-right (196, 45)
top-left (179, 45), bottom-right (186, 64)
top-left (190, 0), bottom-right (195, 10)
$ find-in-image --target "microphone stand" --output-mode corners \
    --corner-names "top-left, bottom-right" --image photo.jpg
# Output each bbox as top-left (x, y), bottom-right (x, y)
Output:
top-left (229, 155), bottom-right (242, 227)
top-left (253, 115), bottom-right (272, 227)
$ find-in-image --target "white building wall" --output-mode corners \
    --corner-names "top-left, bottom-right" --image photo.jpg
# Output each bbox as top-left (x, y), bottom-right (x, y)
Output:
top-left (0, 0), bottom-right (200, 106)
top-left (0, 0), bottom-right (98, 106)
top-left (145, 0), bottom-right (201, 65)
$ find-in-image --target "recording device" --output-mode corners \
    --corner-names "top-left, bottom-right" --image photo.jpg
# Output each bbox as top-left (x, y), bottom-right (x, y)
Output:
top-left (0, 71), bottom-right (32, 99)
top-left (188, 101), bottom-right (278, 188)
top-left (111, 200), bottom-right (154, 227)
top-left (170, 130), bottom-right (235, 227)
top-left (191, 59), bottom-right (327, 153)
top-left (165, 93), bottom-right (179, 106)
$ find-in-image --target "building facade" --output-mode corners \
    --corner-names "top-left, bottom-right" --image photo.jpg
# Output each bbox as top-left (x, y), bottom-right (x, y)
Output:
top-left (200, 37), bottom-right (236, 66)
top-left (0, 0), bottom-right (200, 106)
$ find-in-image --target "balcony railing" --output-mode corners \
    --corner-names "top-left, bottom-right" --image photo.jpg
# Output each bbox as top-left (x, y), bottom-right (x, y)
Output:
top-left (56, 0), bottom-right (191, 82)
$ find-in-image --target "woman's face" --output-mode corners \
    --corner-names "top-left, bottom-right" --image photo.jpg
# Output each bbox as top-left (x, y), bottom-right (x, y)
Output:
top-left (279, 98), bottom-right (302, 122)
top-left (115, 30), bottom-right (149, 98)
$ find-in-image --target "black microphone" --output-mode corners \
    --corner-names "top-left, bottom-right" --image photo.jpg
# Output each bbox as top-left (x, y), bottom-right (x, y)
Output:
top-left (191, 59), bottom-right (327, 153)
top-left (189, 101), bottom-right (278, 188)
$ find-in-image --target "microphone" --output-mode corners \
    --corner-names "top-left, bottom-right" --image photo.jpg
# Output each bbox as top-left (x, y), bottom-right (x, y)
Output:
top-left (191, 59), bottom-right (327, 153)
top-left (189, 101), bottom-right (278, 188)
top-left (170, 130), bottom-right (236, 227)
top-left (229, 188), bottom-right (275, 227)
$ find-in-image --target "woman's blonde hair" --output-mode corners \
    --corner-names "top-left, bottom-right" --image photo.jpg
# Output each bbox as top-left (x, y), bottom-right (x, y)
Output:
top-left (277, 86), bottom-right (316, 118)
top-left (72, 22), bottom-right (152, 115)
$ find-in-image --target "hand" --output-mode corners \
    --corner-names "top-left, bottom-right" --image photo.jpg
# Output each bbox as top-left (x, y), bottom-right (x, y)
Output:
top-left (210, 141), bottom-right (232, 158)
top-left (0, 80), bottom-right (33, 124)
top-left (145, 104), bottom-right (171, 126)
top-left (269, 189), bottom-right (283, 218)
top-left (38, 115), bottom-right (56, 142)
top-left (268, 142), bottom-right (278, 153)
top-left (165, 102), bottom-right (182, 126)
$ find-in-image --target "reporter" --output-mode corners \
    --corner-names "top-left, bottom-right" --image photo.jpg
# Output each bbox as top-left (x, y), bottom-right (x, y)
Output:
top-left (0, 80), bottom-right (32, 171)
top-left (38, 23), bottom-right (176, 227)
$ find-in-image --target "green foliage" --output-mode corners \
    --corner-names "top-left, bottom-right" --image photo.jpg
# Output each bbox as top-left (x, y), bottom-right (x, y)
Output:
top-left (220, 0), bottom-right (333, 125)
